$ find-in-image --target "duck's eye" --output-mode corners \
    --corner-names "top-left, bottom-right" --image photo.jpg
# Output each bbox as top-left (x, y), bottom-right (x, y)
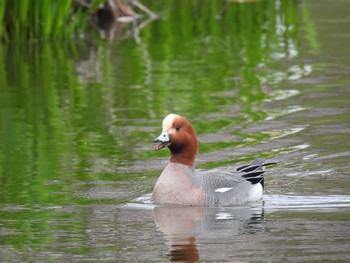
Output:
top-left (175, 125), bottom-right (181, 131)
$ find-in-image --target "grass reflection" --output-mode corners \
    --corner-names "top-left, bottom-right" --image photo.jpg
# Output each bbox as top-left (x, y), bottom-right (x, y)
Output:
top-left (0, 0), bottom-right (316, 203)
top-left (0, 0), bottom-right (316, 206)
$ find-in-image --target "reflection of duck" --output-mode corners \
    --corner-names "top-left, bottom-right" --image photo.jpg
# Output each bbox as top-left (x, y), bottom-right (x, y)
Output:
top-left (169, 236), bottom-right (198, 263)
top-left (153, 205), bottom-right (264, 262)
top-left (154, 206), bottom-right (204, 262)
top-left (152, 114), bottom-right (275, 206)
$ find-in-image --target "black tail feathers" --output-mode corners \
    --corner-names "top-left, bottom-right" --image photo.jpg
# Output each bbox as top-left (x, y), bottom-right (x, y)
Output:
top-left (237, 158), bottom-right (276, 188)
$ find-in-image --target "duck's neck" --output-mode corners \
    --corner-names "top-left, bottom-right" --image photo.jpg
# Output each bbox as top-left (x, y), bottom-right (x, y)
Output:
top-left (169, 142), bottom-right (197, 167)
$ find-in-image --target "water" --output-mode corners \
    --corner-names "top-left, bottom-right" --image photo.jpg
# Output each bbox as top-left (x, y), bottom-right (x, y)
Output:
top-left (1, 0), bottom-right (350, 261)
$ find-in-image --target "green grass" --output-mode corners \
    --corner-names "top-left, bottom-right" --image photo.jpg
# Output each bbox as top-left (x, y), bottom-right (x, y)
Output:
top-left (0, 0), bottom-right (105, 41)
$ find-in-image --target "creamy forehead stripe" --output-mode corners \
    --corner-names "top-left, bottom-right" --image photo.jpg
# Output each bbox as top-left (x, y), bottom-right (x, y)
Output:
top-left (215, 187), bottom-right (233, 193)
top-left (162, 113), bottom-right (178, 131)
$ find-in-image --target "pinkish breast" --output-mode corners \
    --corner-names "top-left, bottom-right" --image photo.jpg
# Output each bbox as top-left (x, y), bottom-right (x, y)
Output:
top-left (151, 163), bottom-right (206, 206)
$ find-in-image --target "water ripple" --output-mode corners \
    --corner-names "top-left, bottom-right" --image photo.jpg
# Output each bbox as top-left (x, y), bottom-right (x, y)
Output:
top-left (264, 194), bottom-right (350, 211)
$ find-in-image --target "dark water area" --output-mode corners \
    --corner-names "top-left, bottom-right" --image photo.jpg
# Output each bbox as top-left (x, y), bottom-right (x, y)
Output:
top-left (1, 0), bottom-right (350, 261)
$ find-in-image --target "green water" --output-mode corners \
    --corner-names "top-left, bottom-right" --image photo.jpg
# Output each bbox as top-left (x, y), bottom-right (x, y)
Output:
top-left (1, 0), bottom-right (350, 261)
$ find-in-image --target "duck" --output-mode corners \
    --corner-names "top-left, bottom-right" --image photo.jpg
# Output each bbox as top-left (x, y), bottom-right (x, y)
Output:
top-left (151, 113), bottom-right (275, 207)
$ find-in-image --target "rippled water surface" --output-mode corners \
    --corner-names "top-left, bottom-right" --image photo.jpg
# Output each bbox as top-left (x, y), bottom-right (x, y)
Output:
top-left (1, 0), bottom-right (350, 261)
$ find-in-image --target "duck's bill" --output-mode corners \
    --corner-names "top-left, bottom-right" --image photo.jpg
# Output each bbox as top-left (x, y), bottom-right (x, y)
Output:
top-left (153, 132), bottom-right (171, 150)
top-left (155, 141), bottom-right (172, 150)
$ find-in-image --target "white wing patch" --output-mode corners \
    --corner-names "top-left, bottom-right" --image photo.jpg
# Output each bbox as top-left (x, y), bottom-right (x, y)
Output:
top-left (215, 187), bottom-right (233, 193)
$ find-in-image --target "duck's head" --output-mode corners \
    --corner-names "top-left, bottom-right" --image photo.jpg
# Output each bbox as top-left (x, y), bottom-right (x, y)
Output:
top-left (153, 114), bottom-right (198, 167)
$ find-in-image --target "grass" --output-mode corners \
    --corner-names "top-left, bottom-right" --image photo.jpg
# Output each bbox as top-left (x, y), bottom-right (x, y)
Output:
top-left (0, 0), bottom-right (105, 41)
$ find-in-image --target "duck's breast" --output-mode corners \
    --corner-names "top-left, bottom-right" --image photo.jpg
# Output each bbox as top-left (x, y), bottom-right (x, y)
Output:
top-left (151, 163), bottom-right (206, 206)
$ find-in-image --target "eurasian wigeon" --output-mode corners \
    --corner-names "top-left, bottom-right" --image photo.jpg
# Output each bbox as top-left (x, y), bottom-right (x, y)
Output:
top-left (152, 113), bottom-right (275, 207)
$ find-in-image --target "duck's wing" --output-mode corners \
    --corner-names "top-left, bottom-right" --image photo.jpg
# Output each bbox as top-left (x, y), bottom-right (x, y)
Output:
top-left (197, 170), bottom-right (261, 206)
top-left (195, 158), bottom-right (276, 206)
